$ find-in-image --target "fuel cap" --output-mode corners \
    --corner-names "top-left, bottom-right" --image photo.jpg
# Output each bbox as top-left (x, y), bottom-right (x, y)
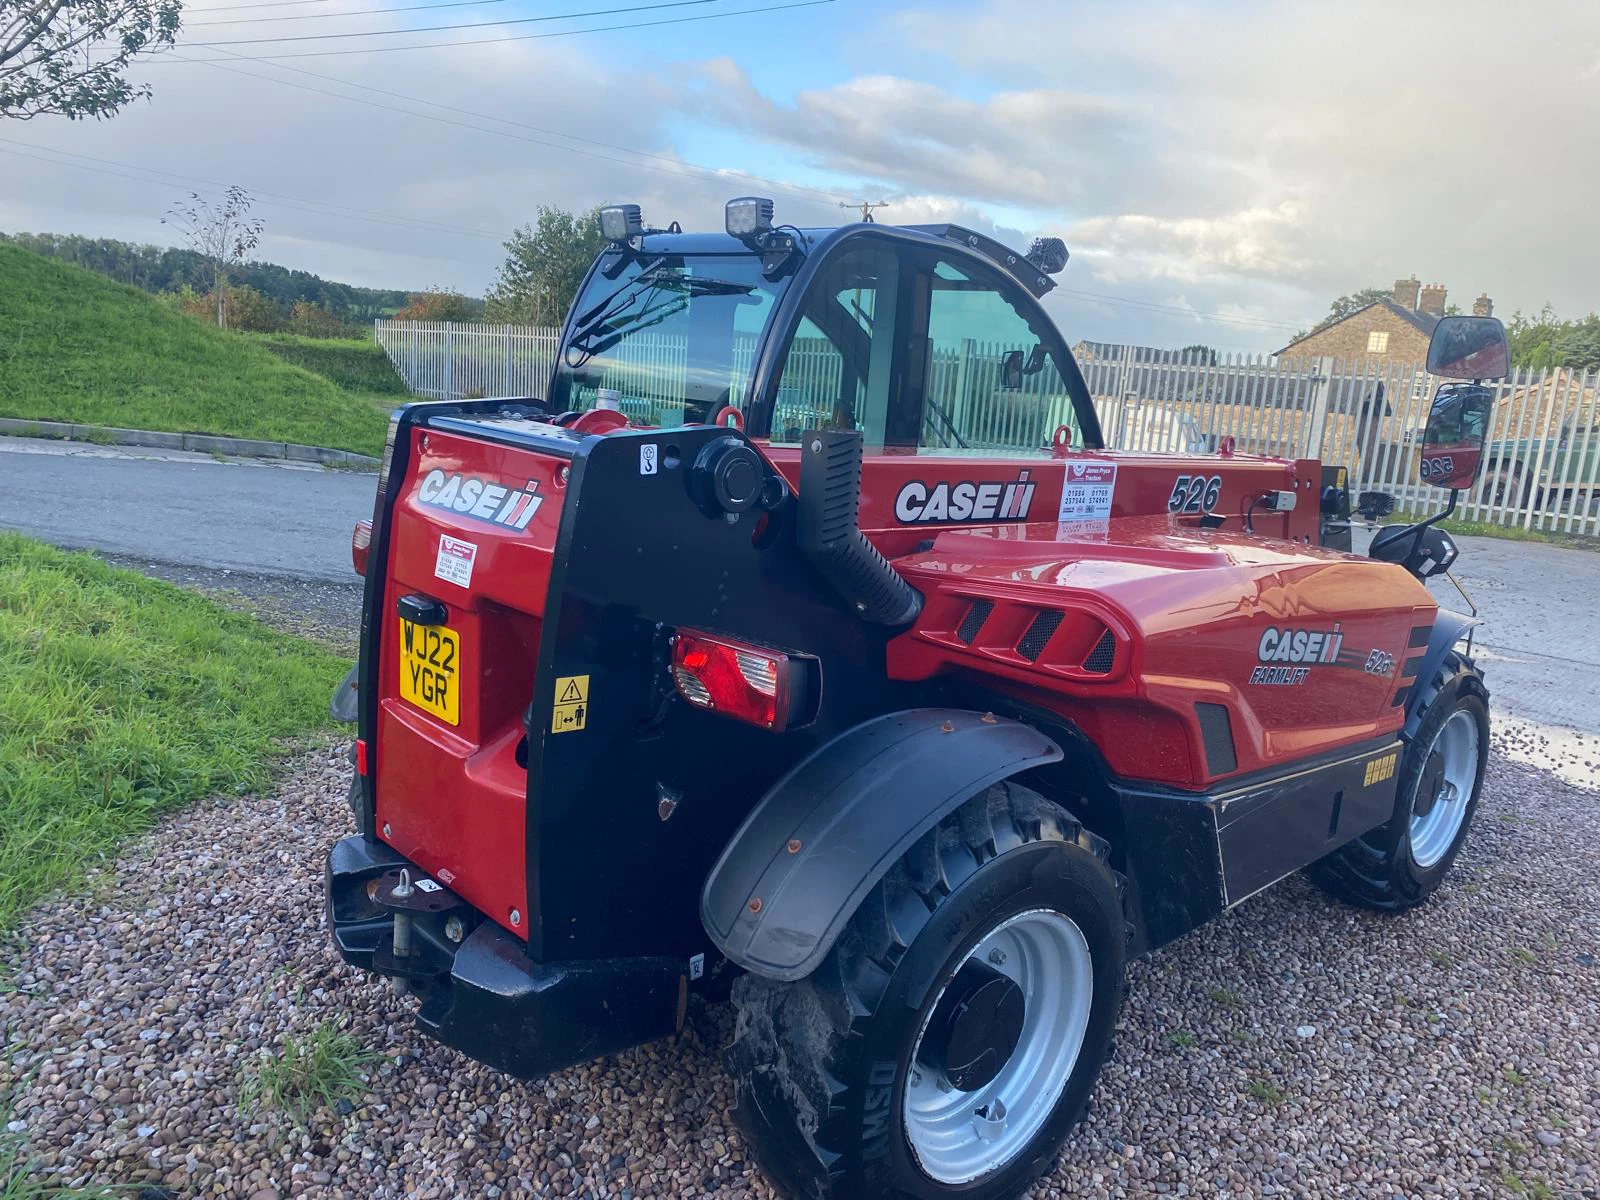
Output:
top-left (690, 436), bottom-right (765, 516)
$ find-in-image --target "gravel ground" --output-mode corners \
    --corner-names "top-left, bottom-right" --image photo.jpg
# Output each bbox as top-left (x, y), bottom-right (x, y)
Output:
top-left (2, 734), bottom-right (1596, 1200)
top-left (96, 553), bottom-right (363, 657)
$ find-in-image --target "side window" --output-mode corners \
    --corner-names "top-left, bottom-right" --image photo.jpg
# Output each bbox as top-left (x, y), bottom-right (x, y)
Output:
top-left (921, 259), bottom-right (1079, 454)
top-left (769, 244), bottom-right (900, 444)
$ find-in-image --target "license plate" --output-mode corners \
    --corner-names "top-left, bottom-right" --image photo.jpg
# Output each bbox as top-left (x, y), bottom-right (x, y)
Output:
top-left (398, 619), bottom-right (459, 725)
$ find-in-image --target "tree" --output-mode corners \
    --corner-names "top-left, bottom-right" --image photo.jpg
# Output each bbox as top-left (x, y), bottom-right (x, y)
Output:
top-left (1316, 286), bottom-right (1390, 330)
top-left (485, 206), bottom-right (608, 326)
top-left (1179, 344), bottom-right (1218, 365)
top-left (1, 0), bottom-right (181, 120)
top-left (162, 187), bottom-right (263, 331)
top-left (395, 287), bottom-right (476, 322)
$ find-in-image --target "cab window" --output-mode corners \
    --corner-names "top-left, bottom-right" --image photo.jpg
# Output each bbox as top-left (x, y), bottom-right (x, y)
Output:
top-left (916, 258), bottom-right (1080, 455)
top-left (768, 243), bottom-right (900, 444)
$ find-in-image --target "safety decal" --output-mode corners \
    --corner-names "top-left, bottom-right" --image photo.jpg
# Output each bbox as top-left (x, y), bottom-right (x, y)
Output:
top-left (894, 470), bottom-right (1036, 524)
top-left (433, 534), bottom-right (477, 588)
top-left (1058, 461), bottom-right (1117, 535)
top-left (640, 443), bottom-right (659, 475)
top-left (418, 469), bottom-right (543, 530)
top-left (552, 674), bottom-right (590, 734)
top-left (1364, 750), bottom-right (1399, 786)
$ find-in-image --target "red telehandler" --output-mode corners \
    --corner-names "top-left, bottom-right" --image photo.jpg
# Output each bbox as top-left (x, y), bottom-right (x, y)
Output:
top-left (327, 200), bottom-right (1507, 1198)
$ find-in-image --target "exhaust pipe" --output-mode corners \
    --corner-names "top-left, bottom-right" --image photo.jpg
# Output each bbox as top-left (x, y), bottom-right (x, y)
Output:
top-left (797, 430), bottom-right (923, 626)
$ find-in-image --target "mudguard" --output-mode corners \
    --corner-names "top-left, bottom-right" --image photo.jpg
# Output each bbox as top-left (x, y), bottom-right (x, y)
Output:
top-left (699, 708), bottom-right (1062, 982)
top-left (1402, 609), bottom-right (1483, 738)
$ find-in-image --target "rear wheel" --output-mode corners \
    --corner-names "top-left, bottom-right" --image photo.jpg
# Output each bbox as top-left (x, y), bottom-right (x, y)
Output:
top-left (1310, 654), bottom-right (1489, 910)
top-left (728, 782), bottom-right (1126, 1200)
top-left (1479, 464), bottom-right (1528, 510)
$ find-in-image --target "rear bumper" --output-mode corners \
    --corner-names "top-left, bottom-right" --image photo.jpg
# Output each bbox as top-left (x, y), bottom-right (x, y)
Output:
top-left (326, 835), bottom-right (687, 1079)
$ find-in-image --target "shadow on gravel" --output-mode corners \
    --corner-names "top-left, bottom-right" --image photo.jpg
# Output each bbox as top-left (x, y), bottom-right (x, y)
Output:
top-left (0, 747), bottom-right (1595, 1199)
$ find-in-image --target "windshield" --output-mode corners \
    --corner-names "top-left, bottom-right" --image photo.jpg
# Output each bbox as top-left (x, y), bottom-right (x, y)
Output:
top-left (548, 252), bottom-right (787, 425)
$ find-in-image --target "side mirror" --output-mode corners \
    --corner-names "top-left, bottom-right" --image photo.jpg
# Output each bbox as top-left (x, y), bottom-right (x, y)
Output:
top-left (1418, 382), bottom-right (1493, 490)
top-left (1000, 349), bottom-right (1025, 390)
top-left (1426, 314), bottom-right (1510, 380)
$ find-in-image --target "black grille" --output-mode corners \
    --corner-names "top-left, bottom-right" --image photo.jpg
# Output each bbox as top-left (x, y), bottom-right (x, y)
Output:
top-left (957, 599), bottom-right (994, 645)
top-left (1082, 628), bottom-right (1117, 673)
top-left (1195, 703), bottom-right (1237, 775)
top-left (1017, 610), bottom-right (1064, 661)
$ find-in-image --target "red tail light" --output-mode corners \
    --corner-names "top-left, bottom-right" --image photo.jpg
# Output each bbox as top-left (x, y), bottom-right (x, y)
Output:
top-left (351, 518), bottom-right (373, 576)
top-left (672, 632), bottom-right (803, 731)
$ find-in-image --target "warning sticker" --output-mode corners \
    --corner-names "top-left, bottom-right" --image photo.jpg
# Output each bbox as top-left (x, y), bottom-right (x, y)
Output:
top-left (1057, 462), bottom-right (1117, 537)
top-left (552, 674), bottom-right (590, 734)
top-left (639, 443), bottom-right (658, 475)
top-left (434, 534), bottom-right (478, 587)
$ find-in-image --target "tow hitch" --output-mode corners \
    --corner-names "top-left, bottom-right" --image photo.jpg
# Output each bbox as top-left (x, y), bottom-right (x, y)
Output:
top-left (370, 867), bottom-right (466, 995)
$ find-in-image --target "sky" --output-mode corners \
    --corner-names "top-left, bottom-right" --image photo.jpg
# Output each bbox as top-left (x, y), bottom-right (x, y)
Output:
top-left (3, 0), bottom-right (1599, 352)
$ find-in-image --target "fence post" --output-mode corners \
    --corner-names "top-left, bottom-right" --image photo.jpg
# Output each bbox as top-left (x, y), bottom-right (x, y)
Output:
top-left (1302, 357), bottom-right (1335, 460)
top-left (443, 323), bottom-right (455, 399)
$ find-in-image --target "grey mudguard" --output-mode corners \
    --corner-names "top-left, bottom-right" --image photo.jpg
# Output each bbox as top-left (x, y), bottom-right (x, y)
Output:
top-left (1403, 609), bottom-right (1482, 738)
top-left (700, 708), bottom-right (1063, 982)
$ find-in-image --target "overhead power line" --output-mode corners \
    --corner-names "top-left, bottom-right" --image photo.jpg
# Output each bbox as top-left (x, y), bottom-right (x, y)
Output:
top-left (1056, 287), bottom-right (1305, 332)
top-left (180, 0), bottom-right (720, 45)
top-left (0, 138), bottom-right (505, 240)
top-left (186, 0), bottom-right (510, 28)
top-left (170, 45), bottom-right (850, 207)
top-left (165, 0), bottom-right (833, 59)
top-left (188, 0), bottom-right (344, 11)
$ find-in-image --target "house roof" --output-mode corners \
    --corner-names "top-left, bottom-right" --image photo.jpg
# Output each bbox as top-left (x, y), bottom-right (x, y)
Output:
top-left (1276, 299), bottom-right (1441, 355)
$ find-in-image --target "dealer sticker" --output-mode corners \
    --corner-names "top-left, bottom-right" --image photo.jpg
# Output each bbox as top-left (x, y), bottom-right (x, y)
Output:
top-left (434, 535), bottom-right (478, 588)
top-left (1058, 462), bottom-right (1117, 536)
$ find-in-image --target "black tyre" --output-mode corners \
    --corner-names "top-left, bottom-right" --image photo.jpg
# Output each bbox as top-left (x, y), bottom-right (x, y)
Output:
top-left (1310, 654), bottom-right (1489, 911)
top-left (1479, 464), bottom-right (1528, 510)
top-left (729, 781), bottom-right (1126, 1200)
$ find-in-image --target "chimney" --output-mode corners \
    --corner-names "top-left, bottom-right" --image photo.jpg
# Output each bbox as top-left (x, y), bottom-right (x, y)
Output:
top-left (1393, 275), bottom-right (1420, 309)
top-left (1472, 293), bottom-right (1493, 317)
top-left (1418, 282), bottom-right (1447, 316)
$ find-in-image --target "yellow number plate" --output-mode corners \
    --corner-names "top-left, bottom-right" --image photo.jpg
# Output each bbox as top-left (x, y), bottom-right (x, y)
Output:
top-left (398, 619), bottom-right (459, 725)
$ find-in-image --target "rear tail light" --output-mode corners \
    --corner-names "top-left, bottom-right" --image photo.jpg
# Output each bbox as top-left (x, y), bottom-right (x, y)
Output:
top-left (351, 518), bottom-right (373, 576)
top-left (672, 632), bottom-right (810, 731)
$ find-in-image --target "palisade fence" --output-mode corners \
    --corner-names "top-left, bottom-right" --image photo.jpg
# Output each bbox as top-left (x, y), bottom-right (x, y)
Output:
top-left (375, 320), bottom-right (1600, 537)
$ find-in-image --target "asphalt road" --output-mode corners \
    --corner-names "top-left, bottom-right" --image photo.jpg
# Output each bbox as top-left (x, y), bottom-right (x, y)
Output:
top-left (4, 435), bottom-right (1597, 739)
top-left (0, 436), bottom-right (375, 581)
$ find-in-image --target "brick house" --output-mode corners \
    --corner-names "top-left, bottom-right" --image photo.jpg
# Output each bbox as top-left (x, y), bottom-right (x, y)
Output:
top-left (1277, 277), bottom-right (1495, 365)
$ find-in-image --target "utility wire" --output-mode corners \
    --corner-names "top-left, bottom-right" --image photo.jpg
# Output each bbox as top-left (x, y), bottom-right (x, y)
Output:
top-left (170, 48), bottom-right (849, 207)
top-left (1057, 287), bottom-right (1305, 332)
top-left (184, 45), bottom-right (850, 206)
top-left (165, 0), bottom-right (833, 59)
top-left (186, 0), bottom-right (509, 28)
top-left (0, 139), bottom-right (505, 240)
top-left (188, 0), bottom-right (345, 10)
top-left (180, 0), bottom-right (720, 45)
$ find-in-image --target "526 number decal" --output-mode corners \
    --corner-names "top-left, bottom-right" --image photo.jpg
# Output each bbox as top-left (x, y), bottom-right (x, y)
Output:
top-left (1168, 474), bottom-right (1223, 514)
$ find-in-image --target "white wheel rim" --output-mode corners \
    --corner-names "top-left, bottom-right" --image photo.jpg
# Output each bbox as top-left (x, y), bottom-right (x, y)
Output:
top-left (903, 908), bottom-right (1093, 1185)
top-left (1409, 709), bottom-right (1479, 868)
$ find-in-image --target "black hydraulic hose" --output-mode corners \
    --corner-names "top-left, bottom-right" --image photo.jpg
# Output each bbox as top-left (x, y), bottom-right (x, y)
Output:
top-left (797, 429), bottom-right (923, 626)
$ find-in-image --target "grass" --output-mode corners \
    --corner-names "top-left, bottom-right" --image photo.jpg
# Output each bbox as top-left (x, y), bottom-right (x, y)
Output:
top-left (1382, 508), bottom-right (1600, 552)
top-left (1168, 1030), bottom-right (1197, 1048)
top-left (0, 534), bottom-right (344, 932)
top-left (1244, 1079), bottom-right (1287, 1106)
top-left (1206, 986), bottom-right (1242, 1009)
top-left (0, 244), bottom-right (392, 457)
top-left (242, 1023), bottom-right (379, 1124)
top-left (248, 333), bottom-right (408, 396)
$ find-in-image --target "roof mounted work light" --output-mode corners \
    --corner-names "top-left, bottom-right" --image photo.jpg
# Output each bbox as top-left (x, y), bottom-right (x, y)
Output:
top-left (1026, 236), bottom-right (1069, 275)
top-left (599, 204), bottom-right (645, 244)
top-left (725, 196), bottom-right (774, 239)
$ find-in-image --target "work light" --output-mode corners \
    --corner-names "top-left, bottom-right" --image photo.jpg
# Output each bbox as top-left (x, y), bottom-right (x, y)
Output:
top-left (725, 196), bottom-right (775, 239)
top-left (599, 204), bottom-right (644, 244)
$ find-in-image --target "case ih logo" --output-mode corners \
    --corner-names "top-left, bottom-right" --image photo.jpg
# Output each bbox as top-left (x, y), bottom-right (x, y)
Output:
top-left (1258, 624), bottom-right (1347, 665)
top-left (894, 470), bottom-right (1036, 524)
top-left (417, 469), bottom-right (543, 530)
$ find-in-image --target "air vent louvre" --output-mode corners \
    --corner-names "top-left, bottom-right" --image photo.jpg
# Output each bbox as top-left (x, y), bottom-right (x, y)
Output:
top-left (956, 599), bottom-right (994, 645)
top-left (1195, 702), bottom-right (1237, 774)
top-left (1017, 610), bottom-right (1064, 661)
top-left (1082, 628), bottom-right (1117, 674)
